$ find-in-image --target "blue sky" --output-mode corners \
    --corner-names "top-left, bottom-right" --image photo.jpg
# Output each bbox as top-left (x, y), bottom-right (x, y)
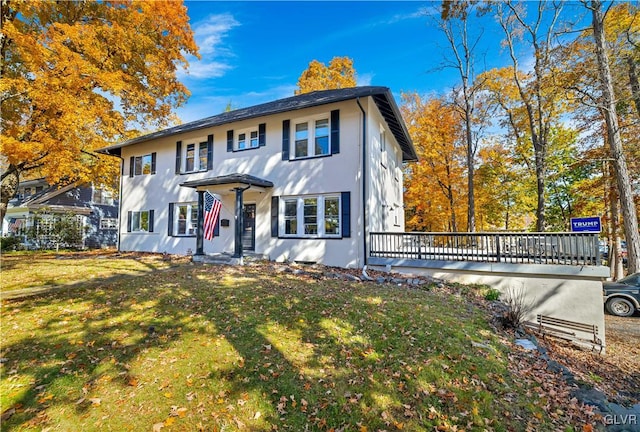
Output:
top-left (174, 1), bottom-right (585, 124)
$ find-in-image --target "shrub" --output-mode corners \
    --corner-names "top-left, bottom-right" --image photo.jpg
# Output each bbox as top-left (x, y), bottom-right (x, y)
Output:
top-left (500, 286), bottom-right (535, 329)
top-left (0, 236), bottom-right (22, 251)
top-left (484, 288), bottom-right (502, 301)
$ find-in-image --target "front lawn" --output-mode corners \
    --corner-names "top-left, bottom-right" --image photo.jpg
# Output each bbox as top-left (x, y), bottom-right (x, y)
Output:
top-left (1, 258), bottom-right (595, 431)
top-left (0, 250), bottom-right (186, 292)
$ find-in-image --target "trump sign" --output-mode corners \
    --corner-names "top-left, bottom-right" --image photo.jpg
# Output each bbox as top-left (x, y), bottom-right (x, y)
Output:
top-left (570, 216), bottom-right (601, 232)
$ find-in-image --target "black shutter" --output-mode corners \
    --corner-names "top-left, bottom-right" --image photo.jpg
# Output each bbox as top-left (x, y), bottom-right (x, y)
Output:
top-left (282, 120), bottom-right (290, 161)
top-left (151, 153), bottom-right (157, 175)
top-left (259, 123), bottom-right (266, 147)
top-left (331, 110), bottom-right (340, 154)
top-left (148, 209), bottom-right (154, 233)
top-left (175, 141), bottom-right (182, 174)
top-left (168, 203), bottom-right (174, 236)
top-left (341, 192), bottom-right (350, 238)
top-left (214, 218), bottom-right (220, 237)
top-left (227, 130), bottom-right (234, 152)
top-left (129, 157), bottom-right (134, 177)
top-left (127, 211), bottom-right (132, 232)
top-left (207, 134), bottom-right (214, 170)
top-left (271, 196), bottom-right (279, 237)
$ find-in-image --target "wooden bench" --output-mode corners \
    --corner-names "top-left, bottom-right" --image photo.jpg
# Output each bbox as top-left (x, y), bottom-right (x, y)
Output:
top-left (526, 314), bottom-right (603, 353)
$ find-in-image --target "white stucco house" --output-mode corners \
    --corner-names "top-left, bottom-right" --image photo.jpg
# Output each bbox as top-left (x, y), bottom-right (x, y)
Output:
top-left (99, 86), bottom-right (417, 268)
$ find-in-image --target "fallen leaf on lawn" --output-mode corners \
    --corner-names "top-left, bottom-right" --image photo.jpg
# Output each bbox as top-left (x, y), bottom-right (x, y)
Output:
top-left (1, 408), bottom-right (16, 422)
top-left (89, 398), bottom-right (101, 406)
top-left (176, 407), bottom-right (188, 418)
top-left (38, 394), bottom-right (54, 404)
top-left (163, 392), bottom-right (173, 398)
top-left (164, 417), bottom-right (175, 426)
top-left (152, 422), bottom-right (164, 432)
top-left (253, 411), bottom-right (261, 420)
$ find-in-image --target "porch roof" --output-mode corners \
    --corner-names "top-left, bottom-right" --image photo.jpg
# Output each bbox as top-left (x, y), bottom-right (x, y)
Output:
top-left (180, 173), bottom-right (274, 190)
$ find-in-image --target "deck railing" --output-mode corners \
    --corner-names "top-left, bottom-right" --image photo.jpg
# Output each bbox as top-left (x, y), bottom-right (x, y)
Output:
top-left (370, 232), bottom-right (601, 266)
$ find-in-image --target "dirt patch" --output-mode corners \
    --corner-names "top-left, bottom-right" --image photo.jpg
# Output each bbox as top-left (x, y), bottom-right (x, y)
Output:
top-left (539, 314), bottom-right (640, 407)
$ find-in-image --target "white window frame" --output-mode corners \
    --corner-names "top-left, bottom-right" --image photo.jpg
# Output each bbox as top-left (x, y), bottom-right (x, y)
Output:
top-left (280, 194), bottom-right (341, 238)
top-left (93, 187), bottom-right (114, 205)
top-left (291, 114), bottom-right (330, 159)
top-left (131, 211), bottom-right (150, 232)
top-left (134, 154), bottom-right (153, 176)
top-left (380, 126), bottom-right (388, 169)
top-left (173, 202), bottom-right (198, 236)
top-left (236, 127), bottom-right (259, 151)
top-left (183, 142), bottom-right (208, 173)
top-left (100, 218), bottom-right (118, 230)
top-left (393, 205), bottom-right (401, 227)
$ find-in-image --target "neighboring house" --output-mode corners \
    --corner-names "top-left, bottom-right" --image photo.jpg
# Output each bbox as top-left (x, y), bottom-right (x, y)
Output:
top-left (2, 178), bottom-right (119, 249)
top-left (99, 86), bottom-right (417, 268)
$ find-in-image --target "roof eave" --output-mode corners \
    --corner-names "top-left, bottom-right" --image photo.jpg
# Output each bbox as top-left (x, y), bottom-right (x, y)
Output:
top-left (97, 86), bottom-right (412, 154)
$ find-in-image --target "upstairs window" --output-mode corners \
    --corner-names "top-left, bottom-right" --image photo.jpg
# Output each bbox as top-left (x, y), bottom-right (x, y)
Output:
top-left (129, 153), bottom-right (156, 177)
top-left (93, 187), bottom-right (114, 205)
top-left (380, 127), bottom-right (388, 169)
top-left (135, 155), bottom-right (152, 175)
top-left (184, 142), bottom-right (208, 172)
top-left (227, 124), bottom-right (266, 152)
top-left (282, 110), bottom-right (339, 161)
top-left (176, 135), bottom-right (213, 175)
top-left (294, 119), bottom-right (329, 158)
top-left (238, 130), bottom-right (259, 150)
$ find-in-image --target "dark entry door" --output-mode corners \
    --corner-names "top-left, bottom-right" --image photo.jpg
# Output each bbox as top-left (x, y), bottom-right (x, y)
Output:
top-left (242, 204), bottom-right (256, 251)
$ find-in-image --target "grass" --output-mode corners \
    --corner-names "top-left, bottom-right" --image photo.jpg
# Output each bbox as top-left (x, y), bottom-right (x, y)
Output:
top-left (1, 253), bottom-right (577, 431)
top-left (0, 250), bottom-right (184, 292)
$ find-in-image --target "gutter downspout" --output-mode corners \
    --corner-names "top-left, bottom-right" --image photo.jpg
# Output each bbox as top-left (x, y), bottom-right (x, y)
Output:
top-left (103, 150), bottom-right (124, 252)
top-left (356, 97), bottom-right (367, 267)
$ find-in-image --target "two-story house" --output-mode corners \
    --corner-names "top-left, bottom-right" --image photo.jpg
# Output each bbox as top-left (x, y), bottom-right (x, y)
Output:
top-left (2, 178), bottom-right (119, 249)
top-left (99, 86), bottom-right (416, 268)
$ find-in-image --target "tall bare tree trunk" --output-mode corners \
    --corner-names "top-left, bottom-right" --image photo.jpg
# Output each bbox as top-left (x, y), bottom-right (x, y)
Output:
top-left (497, 1), bottom-right (563, 232)
top-left (591, 0), bottom-right (640, 273)
top-left (441, 15), bottom-right (479, 232)
top-left (627, 56), bottom-right (640, 119)
top-left (609, 177), bottom-right (624, 279)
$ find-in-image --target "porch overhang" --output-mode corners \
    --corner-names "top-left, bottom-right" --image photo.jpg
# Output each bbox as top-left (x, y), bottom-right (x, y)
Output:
top-left (180, 174), bottom-right (274, 194)
top-left (182, 174), bottom-right (273, 259)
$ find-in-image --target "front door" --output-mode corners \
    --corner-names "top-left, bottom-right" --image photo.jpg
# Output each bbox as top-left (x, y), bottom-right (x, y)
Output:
top-left (242, 204), bottom-right (256, 251)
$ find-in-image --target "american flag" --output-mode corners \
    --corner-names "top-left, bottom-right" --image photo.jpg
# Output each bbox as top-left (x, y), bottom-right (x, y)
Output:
top-left (8, 218), bottom-right (22, 233)
top-left (203, 191), bottom-right (222, 240)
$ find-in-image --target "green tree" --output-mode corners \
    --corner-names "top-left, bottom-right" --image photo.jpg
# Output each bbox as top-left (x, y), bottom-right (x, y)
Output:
top-left (475, 143), bottom-right (533, 231)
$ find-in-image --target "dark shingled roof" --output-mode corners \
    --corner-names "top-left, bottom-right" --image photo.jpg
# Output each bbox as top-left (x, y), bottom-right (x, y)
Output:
top-left (100, 86), bottom-right (417, 161)
top-left (180, 174), bottom-right (274, 189)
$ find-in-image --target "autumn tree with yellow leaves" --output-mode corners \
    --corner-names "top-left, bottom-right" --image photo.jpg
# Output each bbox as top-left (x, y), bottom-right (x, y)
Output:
top-left (295, 57), bottom-right (357, 95)
top-left (0, 0), bottom-right (199, 221)
top-left (401, 93), bottom-right (467, 232)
